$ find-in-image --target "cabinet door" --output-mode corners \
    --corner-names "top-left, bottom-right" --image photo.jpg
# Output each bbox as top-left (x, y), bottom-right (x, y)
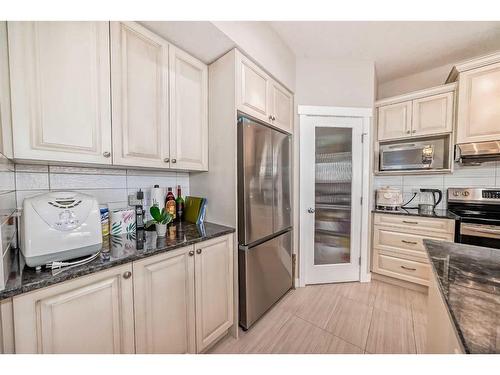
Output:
top-left (169, 46), bottom-right (208, 171)
top-left (236, 54), bottom-right (269, 123)
top-left (133, 246), bottom-right (196, 354)
top-left (377, 101), bottom-right (412, 141)
top-left (13, 264), bottom-right (135, 354)
top-left (456, 62), bottom-right (500, 144)
top-left (111, 22), bottom-right (170, 169)
top-left (0, 22), bottom-right (13, 159)
top-left (412, 92), bottom-right (453, 137)
top-left (269, 80), bottom-right (293, 133)
top-left (194, 234), bottom-right (234, 352)
top-left (8, 22), bottom-right (112, 164)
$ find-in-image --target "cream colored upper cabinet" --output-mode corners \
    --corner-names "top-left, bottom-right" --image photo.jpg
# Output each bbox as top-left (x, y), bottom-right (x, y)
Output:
top-left (412, 92), bottom-right (454, 137)
top-left (269, 80), bottom-right (293, 133)
top-left (236, 54), bottom-right (270, 123)
top-left (133, 246), bottom-right (196, 354)
top-left (0, 22), bottom-right (13, 159)
top-left (13, 264), bottom-right (135, 354)
top-left (194, 234), bottom-right (234, 352)
top-left (169, 46), bottom-right (208, 171)
top-left (456, 62), bottom-right (500, 144)
top-left (111, 22), bottom-right (170, 169)
top-left (8, 22), bottom-right (112, 164)
top-left (377, 101), bottom-right (412, 141)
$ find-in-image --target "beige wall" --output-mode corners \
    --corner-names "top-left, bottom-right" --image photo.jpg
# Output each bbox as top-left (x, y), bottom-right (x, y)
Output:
top-left (211, 21), bottom-right (296, 91)
top-left (295, 58), bottom-right (376, 107)
top-left (377, 63), bottom-right (453, 99)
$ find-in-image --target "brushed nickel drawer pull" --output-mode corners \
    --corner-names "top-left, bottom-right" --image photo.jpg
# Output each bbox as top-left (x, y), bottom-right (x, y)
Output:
top-left (401, 240), bottom-right (418, 245)
top-left (401, 265), bottom-right (416, 271)
top-left (402, 220), bottom-right (418, 225)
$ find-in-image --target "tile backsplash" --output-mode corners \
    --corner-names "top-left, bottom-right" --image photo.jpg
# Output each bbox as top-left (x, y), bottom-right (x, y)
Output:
top-left (0, 153), bottom-right (16, 288)
top-left (14, 164), bottom-right (190, 220)
top-left (373, 161), bottom-right (500, 209)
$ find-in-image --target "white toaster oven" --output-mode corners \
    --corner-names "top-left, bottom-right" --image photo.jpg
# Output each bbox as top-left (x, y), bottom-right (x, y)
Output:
top-left (21, 192), bottom-right (102, 267)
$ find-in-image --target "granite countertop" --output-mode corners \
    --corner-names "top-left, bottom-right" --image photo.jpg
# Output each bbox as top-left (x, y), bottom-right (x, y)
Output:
top-left (0, 221), bottom-right (234, 301)
top-left (372, 208), bottom-right (458, 220)
top-left (424, 239), bottom-right (500, 354)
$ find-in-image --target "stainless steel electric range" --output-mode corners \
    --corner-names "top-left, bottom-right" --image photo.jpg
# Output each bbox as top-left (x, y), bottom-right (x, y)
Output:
top-left (447, 188), bottom-right (500, 249)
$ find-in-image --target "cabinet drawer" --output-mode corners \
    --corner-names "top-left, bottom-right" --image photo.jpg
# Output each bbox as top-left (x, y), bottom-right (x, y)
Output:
top-left (374, 226), bottom-right (454, 258)
top-left (373, 249), bottom-right (430, 286)
top-left (374, 213), bottom-right (454, 235)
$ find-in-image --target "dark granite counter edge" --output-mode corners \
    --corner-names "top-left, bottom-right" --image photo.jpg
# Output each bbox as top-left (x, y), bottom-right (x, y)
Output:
top-left (0, 225), bottom-right (235, 301)
top-left (423, 239), bottom-right (470, 354)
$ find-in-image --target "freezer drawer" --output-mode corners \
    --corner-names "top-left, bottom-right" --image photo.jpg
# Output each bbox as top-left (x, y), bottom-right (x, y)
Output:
top-left (239, 230), bottom-right (292, 329)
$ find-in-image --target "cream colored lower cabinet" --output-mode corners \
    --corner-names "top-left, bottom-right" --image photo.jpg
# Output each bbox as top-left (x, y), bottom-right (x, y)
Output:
top-left (12, 264), bottom-right (135, 354)
top-left (0, 298), bottom-right (15, 354)
top-left (426, 275), bottom-right (464, 353)
top-left (194, 234), bottom-right (234, 352)
top-left (133, 245), bottom-right (196, 354)
top-left (371, 213), bottom-right (454, 286)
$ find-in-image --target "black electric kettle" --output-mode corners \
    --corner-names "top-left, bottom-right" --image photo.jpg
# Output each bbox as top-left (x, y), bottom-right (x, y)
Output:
top-left (419, 188), bottom-right (442, 213)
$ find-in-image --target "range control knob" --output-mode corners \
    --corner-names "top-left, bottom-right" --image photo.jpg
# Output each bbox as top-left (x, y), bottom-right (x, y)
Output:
top-left (453, 191), bottom-right (460, 197)
top-left (463, 191), bottom-right (470, 197)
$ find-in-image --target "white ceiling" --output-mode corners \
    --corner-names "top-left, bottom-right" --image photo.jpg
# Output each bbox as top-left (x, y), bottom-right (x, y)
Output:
top-left (269, 21), bottom-right (500, 83)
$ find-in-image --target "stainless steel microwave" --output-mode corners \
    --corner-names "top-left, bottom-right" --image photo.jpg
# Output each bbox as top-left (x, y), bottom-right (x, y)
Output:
top-left (379, 138), bottom-right (447, 171)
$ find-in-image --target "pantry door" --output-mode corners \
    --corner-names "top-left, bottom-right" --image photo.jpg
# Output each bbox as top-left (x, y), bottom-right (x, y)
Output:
top-left (300, 115), bottom-right (363, 284)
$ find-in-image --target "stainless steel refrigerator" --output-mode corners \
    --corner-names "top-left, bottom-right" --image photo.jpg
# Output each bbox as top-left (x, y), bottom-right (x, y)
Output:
top-left (237, 114), bottom-right (293, 330)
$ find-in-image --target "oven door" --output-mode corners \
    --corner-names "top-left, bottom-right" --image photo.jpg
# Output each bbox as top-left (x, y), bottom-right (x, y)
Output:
top-left (459, 222), bottom-right (500, 249)
top-left (380, 145), bottom-right (433, 171)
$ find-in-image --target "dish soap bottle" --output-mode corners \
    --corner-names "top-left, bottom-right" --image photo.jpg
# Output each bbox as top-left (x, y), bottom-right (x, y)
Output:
top-left (165, 187), bottom-right (176, 221)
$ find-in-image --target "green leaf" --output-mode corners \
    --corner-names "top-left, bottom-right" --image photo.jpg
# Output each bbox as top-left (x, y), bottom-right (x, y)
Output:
top-left (150, 206), bottom-right (162, 222)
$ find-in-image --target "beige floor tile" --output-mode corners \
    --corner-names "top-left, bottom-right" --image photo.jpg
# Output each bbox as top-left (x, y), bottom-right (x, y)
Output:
top-left (277, 286), bottom-right (315, 314)
top-left (414, 323), bottom-right (427, 354)
top-left (343, 281), bottom-right (378, 306)
top-left (295, 284), bottom-right (342, 329)
top-left (327, 335), bottom-right (364, 354)
top-left (325, 297), bottom-right (373, 348)
top-left (374, 281), bottom-right (412, 317)
top-left (267, 316), bottom-right (334, 354)
top-left (405, 289), bottom-right (428, 326)
top-left (365, 308), bottom-right (416, 354)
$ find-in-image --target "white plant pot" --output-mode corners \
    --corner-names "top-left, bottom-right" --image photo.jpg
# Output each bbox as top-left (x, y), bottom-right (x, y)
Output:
top-left (155, 223), bottom-right (167, 237)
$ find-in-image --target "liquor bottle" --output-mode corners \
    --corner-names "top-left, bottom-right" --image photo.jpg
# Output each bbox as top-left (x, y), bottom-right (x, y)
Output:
top-left (175, 185), bottom-right (185, 222)
top-left (165, 187), bottom-right (176, 221)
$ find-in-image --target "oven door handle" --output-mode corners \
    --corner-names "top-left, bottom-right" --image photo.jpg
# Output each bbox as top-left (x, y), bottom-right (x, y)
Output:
top-left (461, 223), bottom-right (500, 239)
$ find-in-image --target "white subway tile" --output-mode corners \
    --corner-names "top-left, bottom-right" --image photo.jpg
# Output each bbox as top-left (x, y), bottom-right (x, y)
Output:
top-left (0, 171), bottom-right (15, 192)
top-left (51, 188), bottom-right (129, 205)
top-left (15, 164), bottom-right (48, 173)
top-left (0, 191), bottom-right (16, 217)
top-left (373, 175), bottom-right (403, 188)
top-left (50, 173), bottom-right (126, 190)
top-left (126, 169), bottom-right (177, 177)
top-left (16, 172), bottom-right (49, 190)
top-left (403, 175), bottom-right (444, 188)
top-left (126, 174), bottom-right (178, 190)
top-left (0, 155), bottom-right (14, 172)
top-left (49, 165), bottom-right (126, 175)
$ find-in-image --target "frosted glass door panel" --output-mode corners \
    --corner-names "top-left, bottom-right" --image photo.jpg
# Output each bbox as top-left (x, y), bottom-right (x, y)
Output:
top-left (314, 127), bottom-right (352, 265)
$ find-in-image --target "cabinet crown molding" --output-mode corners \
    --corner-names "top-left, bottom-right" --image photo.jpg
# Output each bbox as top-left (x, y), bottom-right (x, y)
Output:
top-left (375, 82), bottom-right (457, 108)
top-left (446, 50), bottom-right (500, 83)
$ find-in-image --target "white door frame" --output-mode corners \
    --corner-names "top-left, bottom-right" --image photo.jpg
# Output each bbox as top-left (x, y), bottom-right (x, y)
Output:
top-left (298, 105), bottom-right (373, 287)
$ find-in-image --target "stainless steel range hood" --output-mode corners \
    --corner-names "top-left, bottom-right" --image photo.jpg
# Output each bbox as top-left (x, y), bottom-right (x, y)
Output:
top-left (455, 141), bottom-right (500, 164)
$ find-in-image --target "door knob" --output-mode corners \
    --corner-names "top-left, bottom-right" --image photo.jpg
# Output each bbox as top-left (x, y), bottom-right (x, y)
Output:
top-left (103, 151), bottom-right (111, 158)
top-left (122, 271), bottom-right (132, 279)
top-left (307, 208), bottom-right (315, 213)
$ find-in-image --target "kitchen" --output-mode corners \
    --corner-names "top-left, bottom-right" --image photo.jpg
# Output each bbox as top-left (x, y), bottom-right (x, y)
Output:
top-left (0, 5), bottom-right (499, 370)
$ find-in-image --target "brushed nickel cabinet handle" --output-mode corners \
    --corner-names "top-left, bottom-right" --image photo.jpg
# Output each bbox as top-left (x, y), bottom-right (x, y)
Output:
top-left (269, 115), bottom-right (273, 121)
top-left (123, 271), bottom-right (132, 279)
top-left (196, 249), bottom-right (202, 254)
top-left (401, 265), bottom-right (416, 271)
top-left (171, 159), bottom-right (177, 163)
top-left (412, 130), bottom-right (416, 133)
top-left (103, 151), bottom-right (111, 158)
top-left (188, 250), bottom-right (194, 256)
top-left (164, 158), bottom-right (170, 163)
top-left (406, 130), bottom-right (411, 134)
top-left (272, 115), bottom-right (276, 121)
top-left (401, 240), bottom-right (418, 245)
top-left (402, 220), bottom-right (418, 225)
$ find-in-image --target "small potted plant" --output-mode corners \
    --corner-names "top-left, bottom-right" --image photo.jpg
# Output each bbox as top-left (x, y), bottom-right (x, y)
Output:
top-left (146, 206), bottom-right (172, 237)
